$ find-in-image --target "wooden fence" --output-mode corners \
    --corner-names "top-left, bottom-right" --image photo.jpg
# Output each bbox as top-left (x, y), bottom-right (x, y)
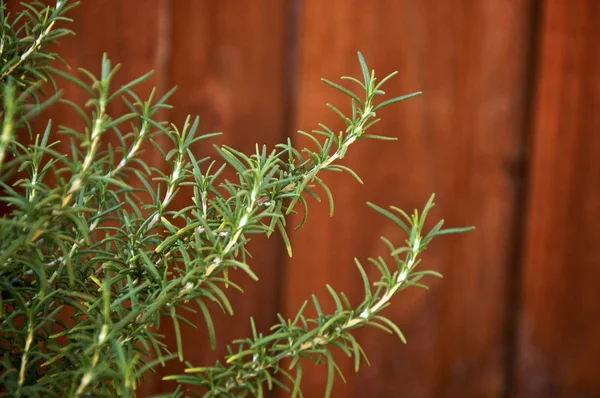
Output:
top-left (7, 1), bottom-right (600, 397)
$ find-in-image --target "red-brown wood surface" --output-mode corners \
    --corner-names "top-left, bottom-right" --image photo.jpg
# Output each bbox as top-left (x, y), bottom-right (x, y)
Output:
top-left (283, 1), bottom-right (534, 397)
top-left (515, 1), bottom-right (600, 397)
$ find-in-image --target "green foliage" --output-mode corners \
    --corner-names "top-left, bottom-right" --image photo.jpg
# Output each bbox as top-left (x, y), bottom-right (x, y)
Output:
top-left (165, 196), bottom-right (472, 397)
top-left (0, 1), bottom-right (473, 397)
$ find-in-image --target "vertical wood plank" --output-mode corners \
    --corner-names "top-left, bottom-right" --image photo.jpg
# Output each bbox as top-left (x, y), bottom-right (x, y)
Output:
top-left (283, 1), bottom-right (534, 396)
top-left (154, 1), bottom-right (290, 394)
top-left (515, 1), bottom-right (600, 396)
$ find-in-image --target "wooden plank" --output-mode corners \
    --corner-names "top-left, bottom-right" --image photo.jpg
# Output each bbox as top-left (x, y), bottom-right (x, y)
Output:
top-left (154, 1), bottom-right (290, 394)
top-left (515, 1), bottom-right (600, 396)
top-left (283, 1), bottom-right (534, 396)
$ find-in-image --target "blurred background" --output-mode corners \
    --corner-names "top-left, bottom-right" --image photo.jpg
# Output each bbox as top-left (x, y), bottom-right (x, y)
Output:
top-left (10, 0), bottom-right (600, 397)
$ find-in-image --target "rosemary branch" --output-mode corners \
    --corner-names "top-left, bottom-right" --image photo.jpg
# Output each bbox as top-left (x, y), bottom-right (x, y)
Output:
top-left (0, 5), bottom-right (474, 394)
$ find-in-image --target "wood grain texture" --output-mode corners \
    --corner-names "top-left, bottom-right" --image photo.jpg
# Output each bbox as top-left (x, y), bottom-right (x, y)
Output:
top-left (154, 1), bottom-right (289, 394)
top-left (282, 1), bottom-right (534, 397)
top-left (515, 1), bottom-right (600, 397)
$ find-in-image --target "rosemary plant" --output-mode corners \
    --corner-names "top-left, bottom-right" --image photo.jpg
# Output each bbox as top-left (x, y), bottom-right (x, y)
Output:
top-left (0, 1), bottom-right (473, 397)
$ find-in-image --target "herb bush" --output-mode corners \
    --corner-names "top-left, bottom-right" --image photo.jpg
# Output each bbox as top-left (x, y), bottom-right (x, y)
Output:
top-left (0, 1), bottom-right (473, 397)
